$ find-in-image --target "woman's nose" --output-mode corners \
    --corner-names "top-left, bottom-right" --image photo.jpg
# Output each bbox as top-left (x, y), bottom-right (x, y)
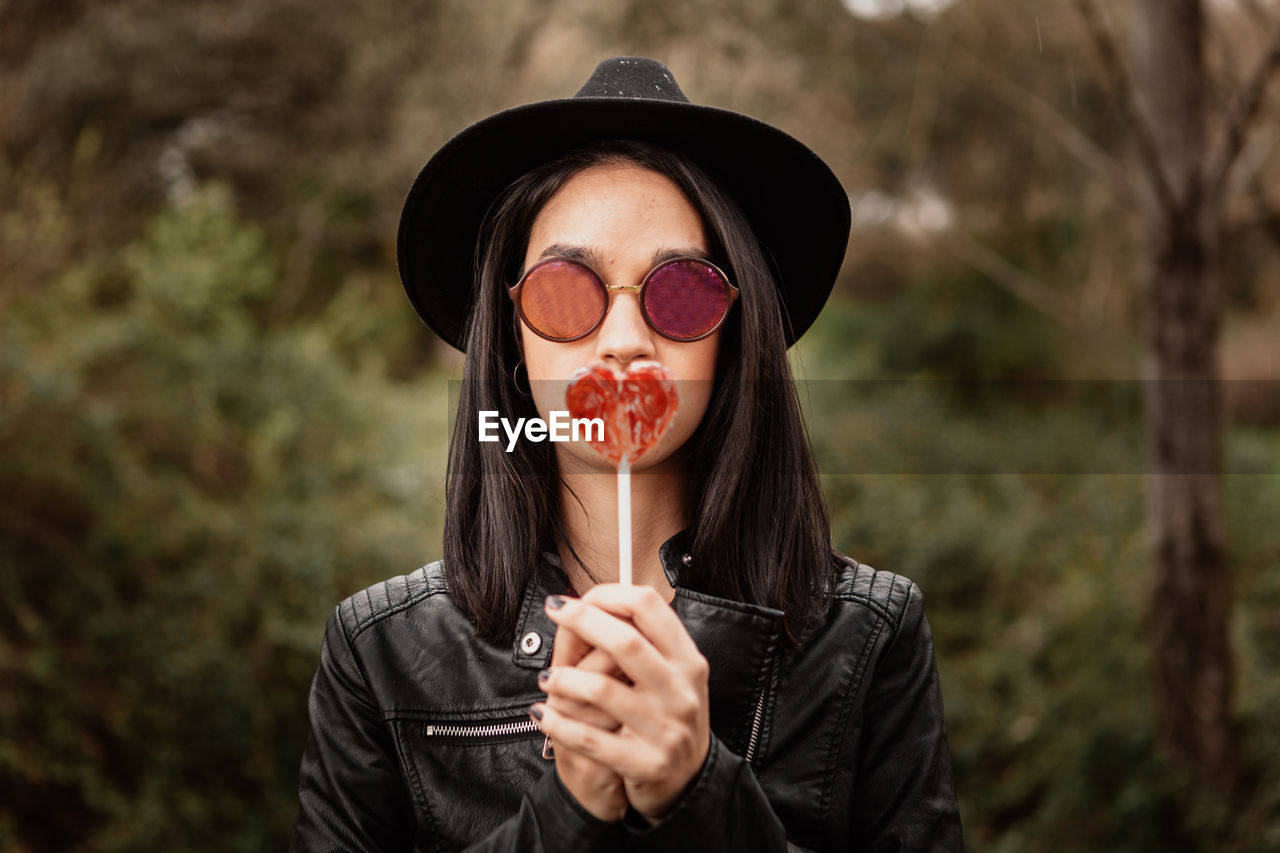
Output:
top-left (594, 291), bottom-right (655, 369)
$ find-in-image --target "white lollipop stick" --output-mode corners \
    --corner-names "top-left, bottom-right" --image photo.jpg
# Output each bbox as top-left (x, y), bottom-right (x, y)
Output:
top-left (617, 457), bottom-right (631, 585)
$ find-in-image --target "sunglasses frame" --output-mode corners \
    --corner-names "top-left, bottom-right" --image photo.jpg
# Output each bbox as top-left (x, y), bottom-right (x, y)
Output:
top-left (508, 255), bottom-right (740, 343)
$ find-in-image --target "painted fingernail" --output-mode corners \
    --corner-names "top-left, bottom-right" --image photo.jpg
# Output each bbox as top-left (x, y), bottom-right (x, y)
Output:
top-left (537, 668), bottom-right (552, 686)
top-left (528, 703), bottom-right (544, 721)
top-left (545, 594), bottom-right (565, 610)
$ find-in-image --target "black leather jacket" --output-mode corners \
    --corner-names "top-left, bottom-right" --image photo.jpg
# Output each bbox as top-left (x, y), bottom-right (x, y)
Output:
top-left (291, 533), bottom-right (964, 851)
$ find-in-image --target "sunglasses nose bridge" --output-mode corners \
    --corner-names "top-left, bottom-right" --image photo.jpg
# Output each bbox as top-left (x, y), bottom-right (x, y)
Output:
top-left (603, 283), bottom-right (644, 296)
top-left (593, 283), bottom-right (656, 367)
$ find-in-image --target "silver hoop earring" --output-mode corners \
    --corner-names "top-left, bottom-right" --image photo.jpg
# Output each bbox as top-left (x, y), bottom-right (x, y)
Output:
top-left (512, 359), bottom-right (532, 398)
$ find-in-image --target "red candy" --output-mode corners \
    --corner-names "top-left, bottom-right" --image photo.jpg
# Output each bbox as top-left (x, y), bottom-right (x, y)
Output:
top-left (564, 361), bottom-right (678, 465)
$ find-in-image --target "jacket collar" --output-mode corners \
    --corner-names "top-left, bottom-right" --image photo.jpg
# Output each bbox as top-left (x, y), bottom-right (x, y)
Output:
top-left (510, 528), bottom-right (707, 669)
top-left (511, 530), bottom-right (786, 757)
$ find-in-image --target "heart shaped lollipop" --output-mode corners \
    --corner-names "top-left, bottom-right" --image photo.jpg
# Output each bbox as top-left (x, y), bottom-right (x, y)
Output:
top-left (565, 361), bottom-right (679, 466)
top-left (564, 361), bottom-right (679, 586)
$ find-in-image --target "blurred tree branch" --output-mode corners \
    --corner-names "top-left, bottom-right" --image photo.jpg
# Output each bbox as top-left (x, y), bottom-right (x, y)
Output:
top-left (923, 30), bottom-right (1139, 200)
top-left (1074, 0), bottom-right (1179, 215)
top-left (938, 229), bottom-right (1134, 367)
top-left (502, 0), bottom-right (555, 71)
top-left (1075, 0), bottom-right (1280, 212)
top-left (1207, 21), bottom-right (1280, 203)
top-left (868, 14), bottom-right (1145, 367)
top-left (1249, 174), bottom-right (1280, 247)
top-left (1238, 0), bottom-right (1277, 29)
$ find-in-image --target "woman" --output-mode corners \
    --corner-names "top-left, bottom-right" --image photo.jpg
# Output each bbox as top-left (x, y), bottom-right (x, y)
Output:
top-left (292, 57), bottom-right (964, 852)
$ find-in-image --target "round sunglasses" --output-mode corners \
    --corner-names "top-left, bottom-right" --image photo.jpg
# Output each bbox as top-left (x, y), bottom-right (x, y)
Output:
top-left (509, 256), bottom-right (739, 343)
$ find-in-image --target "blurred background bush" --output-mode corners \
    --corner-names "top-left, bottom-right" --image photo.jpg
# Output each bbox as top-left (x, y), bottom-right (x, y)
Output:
top-left (2, 0), bottom-right (1278, 850)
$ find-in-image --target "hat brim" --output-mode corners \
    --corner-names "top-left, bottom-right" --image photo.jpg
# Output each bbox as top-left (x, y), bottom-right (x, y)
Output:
top-left (396, 96), bottom-right (850, 351)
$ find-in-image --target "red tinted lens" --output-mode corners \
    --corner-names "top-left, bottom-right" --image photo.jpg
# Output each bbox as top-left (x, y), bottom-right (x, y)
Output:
top-left (519, 260), bottom-right (606, 340)
top-left (642, 260), bottom-right (731, 340)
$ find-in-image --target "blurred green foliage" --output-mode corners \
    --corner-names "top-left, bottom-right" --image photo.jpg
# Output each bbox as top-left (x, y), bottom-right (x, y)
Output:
top-left (1, 185), bottom-right (448, 850)
top-left (3, 0), bottom-right (1279, 850)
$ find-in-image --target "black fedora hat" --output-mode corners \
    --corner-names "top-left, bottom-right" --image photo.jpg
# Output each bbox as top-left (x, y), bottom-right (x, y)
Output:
top-left (397, 56), bottom-right (850, 351)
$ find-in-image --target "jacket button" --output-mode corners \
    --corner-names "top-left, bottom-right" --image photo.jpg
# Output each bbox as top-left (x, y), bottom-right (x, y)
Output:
top-left (520, 631), bottom-right (542, 654)
top-left (682, 553), bottom-right (693, 566)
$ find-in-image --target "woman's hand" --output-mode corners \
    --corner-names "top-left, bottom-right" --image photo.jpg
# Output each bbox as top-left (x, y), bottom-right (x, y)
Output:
top-left (531, 584), bottom-right (711, 823)
top-left (536, 613), bottom-right (628, 822)
top-left (542, 646), bottom-right (625, 732)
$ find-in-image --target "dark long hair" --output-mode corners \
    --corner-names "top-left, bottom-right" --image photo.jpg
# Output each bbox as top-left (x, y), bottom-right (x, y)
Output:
top-left (442, 140), bottom-right (833, 646)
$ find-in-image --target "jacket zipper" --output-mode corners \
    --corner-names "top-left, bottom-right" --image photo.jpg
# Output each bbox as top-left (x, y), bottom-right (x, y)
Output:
top-left (745, 647), bottom-right (779, 766)
top-left (744, 688), bottom-right (766, 764)
top-left (424, 719), bottom-right (541, 738)
top-left (424, 718), bottom-right (553, 759)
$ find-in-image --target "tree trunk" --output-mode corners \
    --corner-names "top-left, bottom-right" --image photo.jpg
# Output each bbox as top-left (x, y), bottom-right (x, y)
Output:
top-left (1131, 0), bottom-right (1238, 794)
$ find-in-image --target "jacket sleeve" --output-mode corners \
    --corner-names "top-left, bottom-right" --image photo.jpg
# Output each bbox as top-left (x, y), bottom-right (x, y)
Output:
top-left (850, 580), bottom-right (965, 851)
top-left (290, 608), bottom-right (625, 852)
top-left (617, 731), bottom-right (810, 853)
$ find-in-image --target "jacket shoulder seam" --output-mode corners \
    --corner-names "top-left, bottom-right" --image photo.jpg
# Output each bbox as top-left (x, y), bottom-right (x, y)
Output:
top-left (828, 552), bottom-right (916, 633)
top-left (339, 561), bottom-right (451, 640)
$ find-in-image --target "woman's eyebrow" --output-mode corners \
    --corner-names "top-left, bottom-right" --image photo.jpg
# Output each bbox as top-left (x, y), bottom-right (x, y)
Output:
top-left (650, 247), bottom-right (710, 265)
top-left (536, 243), bottom-right (606, 267)
top-left (533, 243), bottom-right (710, 268)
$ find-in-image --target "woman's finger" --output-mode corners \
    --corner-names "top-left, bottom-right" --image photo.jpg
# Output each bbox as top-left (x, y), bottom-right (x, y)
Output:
top-left (529, 702), bottom-right (653, 780)
top-left (579, 584), bottom-right (704, 664)
top-left (547, 608), bottom-right (594, 668)
top-left (540, 666), bottom-right (659, 739)
top-left (544, 693), bottom-right (622, 731)
top-left (547, 606), bottom-right (632, 682)
top-left (541, 652), bottom-right (623, 731)
top-left (543, 620), bottom-right (627, 731)
top-left (574, 645), bottom-right (625, 679)
top-left (544, 596), bottom-right (672, 690)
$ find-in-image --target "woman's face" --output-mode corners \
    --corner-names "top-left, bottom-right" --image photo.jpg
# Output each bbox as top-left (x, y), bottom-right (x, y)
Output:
top-left (519, 162), bottom-right (722, 474)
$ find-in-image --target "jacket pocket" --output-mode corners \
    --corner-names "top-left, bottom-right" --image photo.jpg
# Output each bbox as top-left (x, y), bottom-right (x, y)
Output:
top-left (393, 715), bottom-right (550, 851)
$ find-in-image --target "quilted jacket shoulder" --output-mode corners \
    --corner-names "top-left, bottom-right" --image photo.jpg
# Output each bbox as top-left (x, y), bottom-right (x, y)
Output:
top-left (335, 560), bottom-right (449, 640)
top-left (830, 552), bottom-right (922, 631)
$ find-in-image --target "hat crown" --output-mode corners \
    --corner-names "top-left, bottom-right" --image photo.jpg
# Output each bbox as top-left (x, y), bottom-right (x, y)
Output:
top-left (573, 56), bottom-right (690, 103)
